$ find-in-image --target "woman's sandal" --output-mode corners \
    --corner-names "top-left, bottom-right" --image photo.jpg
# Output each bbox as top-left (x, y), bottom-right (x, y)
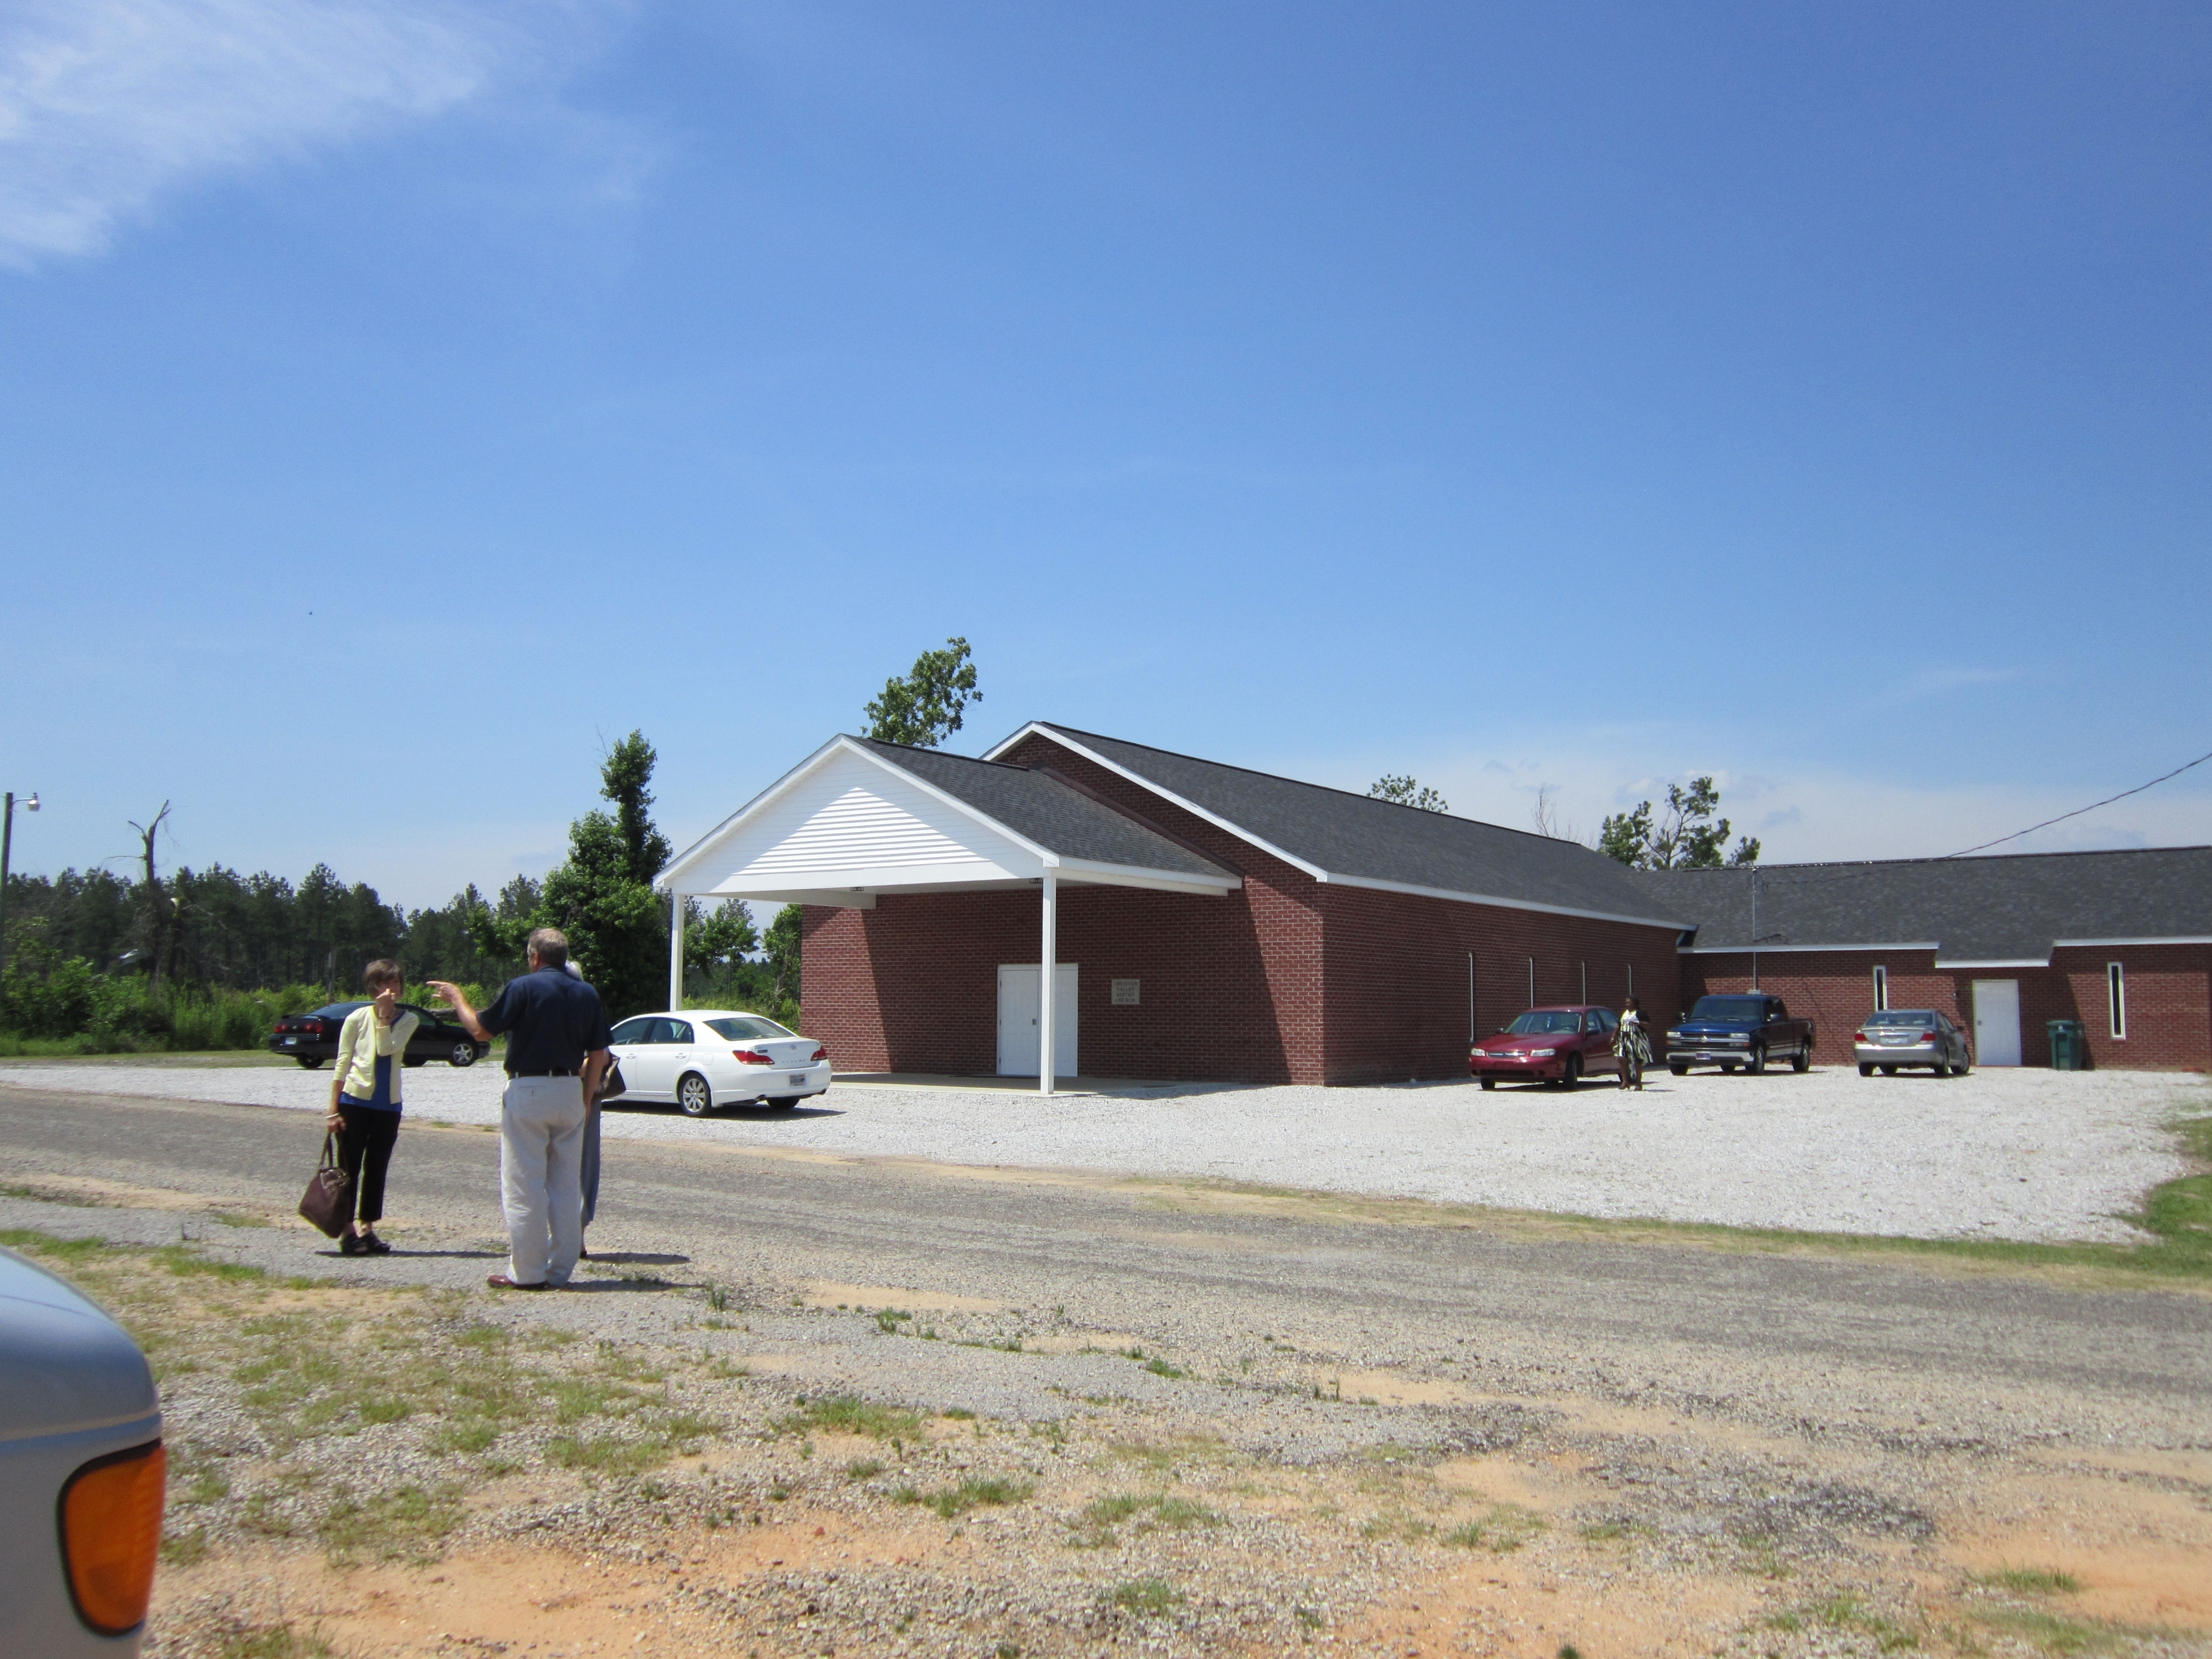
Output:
top-left (486, 1274), bottom-right (548, 1291)
top-left (339, 1232), bottom-right (365, 1256)
top-left (358, 1231), bottom-right (392, 1255)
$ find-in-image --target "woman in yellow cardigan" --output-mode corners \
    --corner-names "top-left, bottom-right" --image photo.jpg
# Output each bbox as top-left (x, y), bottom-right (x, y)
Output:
top-left (325, 960), bottom-right (420, 1256)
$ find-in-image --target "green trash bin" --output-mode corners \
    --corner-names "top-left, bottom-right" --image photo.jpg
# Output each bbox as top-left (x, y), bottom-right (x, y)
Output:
top-left (2047, 1019), bottom-right (2086, 1070)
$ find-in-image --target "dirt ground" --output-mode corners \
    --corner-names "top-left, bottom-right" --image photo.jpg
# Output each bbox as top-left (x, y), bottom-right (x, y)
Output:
top-left (3, 1082), bottom-right (2208, 1659)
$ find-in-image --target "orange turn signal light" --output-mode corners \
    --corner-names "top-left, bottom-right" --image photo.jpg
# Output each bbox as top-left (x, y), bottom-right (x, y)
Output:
top-left (60, 1440), bottom-right (166, 1635)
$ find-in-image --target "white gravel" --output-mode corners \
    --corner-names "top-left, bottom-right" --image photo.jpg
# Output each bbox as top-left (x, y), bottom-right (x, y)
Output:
top-left (4, 1059), bottom-right (2199, 1244)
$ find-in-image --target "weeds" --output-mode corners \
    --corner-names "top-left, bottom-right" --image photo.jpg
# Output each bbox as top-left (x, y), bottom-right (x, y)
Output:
top-left (1974, 1567), bottom-right (2082, 1596)
top-left (777, 1394), bottom-right (924, 1441)
top-left (1107, 1578), bottom-right (1184, 1616)
top-left (1071, 1492), bottom-right (1223, 1547)
top-left (896, 1475), bottom-right (1034, 1519)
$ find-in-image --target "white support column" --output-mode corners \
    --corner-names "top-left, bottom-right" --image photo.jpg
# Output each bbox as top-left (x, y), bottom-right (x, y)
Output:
top-left (668, 892), bottom-right (685, 1012)
top-left (1038, 871), bottom-right (1057, 1097)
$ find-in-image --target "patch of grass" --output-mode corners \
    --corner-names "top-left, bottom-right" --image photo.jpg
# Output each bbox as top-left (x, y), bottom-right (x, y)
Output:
top-left (1142, 1357), bottom-right (1187, 1379)
top-left (209, 1210), bottom-right (271, 1229)
top-left (316, 1482), bottom-right (465, 1567)
top-left (1970, 1608), bottom-right (2136, 1654)
top-left (546, 1432), bottom-right (669, 1478)
top-left (845, 1458), bottom-right (886, 1481)
top-left (1443, 1504), bottom-right (1546, 1553)
top-left (896, 1475), bottom-right (1034, 1519)
top-left (1071, 1492), bottom-right (1224, 1547)
top-left (1362, 1510), bottom-right (1436, 1543)
top-left (1107, 1577), bottom-right (1184, 1617)
top-left (777, 1393), bottom-right (924, 1441)
top-left (215, 1623), bottom-right (337, 1659)
top-left (162, 1525), bottom-right (210, 1567)
top-left (943, 1406), bottom-right (977, 1420)
top-left (1789, 1592), bottom-right (1917, 1652)
top-left (1975, 1567), bottom-right (2083, 1596)
top-left (875, 1306), bottom-right (910, 1333)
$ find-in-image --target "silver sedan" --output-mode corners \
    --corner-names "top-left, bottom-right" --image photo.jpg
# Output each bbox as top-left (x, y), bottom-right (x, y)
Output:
top-left (1854, 1010), bottom-right (1972, 1077)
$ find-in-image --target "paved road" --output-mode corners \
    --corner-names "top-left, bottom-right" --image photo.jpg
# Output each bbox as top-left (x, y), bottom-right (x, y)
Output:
top-left (1, 1055), bottom-right (2189, 1241)
top-left (4, 1084), bottom-right (2207, 1447)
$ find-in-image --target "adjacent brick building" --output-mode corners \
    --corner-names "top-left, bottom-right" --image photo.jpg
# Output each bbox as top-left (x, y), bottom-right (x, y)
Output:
top-left (658, 724), bottom-right (2212, 1082)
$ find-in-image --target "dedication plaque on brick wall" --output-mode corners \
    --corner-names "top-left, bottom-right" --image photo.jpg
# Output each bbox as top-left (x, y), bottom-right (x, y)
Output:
top-left (1111, 979), bottom-right (1141, 1005)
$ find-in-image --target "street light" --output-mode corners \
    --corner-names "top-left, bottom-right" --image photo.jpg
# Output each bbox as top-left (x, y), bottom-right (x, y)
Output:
top-left (0, 791), bottom-right (40, 984)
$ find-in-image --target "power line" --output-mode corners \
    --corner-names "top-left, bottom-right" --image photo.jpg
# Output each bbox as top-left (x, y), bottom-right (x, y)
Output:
top-left (1942, 744), bottom-right (2212, 859)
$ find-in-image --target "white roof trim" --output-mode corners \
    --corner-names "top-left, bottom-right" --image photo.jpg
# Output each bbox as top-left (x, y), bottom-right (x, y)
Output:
top-left (987, 723), bottom-right (1686, 927)
top-left (983, 722), bottom-right (1331, 881)
top-left (1683, 941), bottom-right (1940, 956)
top-left (1315, 871), bottom-right (1687, 931)
top-left (659, 735), bottom-right (1059, 894)
top-left (2053, 936), bottom-right (2212, 948)
top-left (1057, 857), bottom-right (1239, 896)
top-left (1935, 957), bottom-right (2054, 969)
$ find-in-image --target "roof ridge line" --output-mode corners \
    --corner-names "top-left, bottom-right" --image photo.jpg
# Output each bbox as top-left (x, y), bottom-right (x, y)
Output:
top-left (1032, 723), bottom-right (1610, 853)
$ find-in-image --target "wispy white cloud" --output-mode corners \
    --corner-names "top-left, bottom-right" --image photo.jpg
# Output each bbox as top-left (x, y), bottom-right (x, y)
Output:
top-left (0, 0), bottom-right (578, 266)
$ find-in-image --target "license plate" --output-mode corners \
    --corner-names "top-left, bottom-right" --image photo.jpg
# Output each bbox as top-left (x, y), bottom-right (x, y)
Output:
top-left (789, 1073), bottom-right (808, 1087)
top-left (282, 1037), bottom-right (297, 1046)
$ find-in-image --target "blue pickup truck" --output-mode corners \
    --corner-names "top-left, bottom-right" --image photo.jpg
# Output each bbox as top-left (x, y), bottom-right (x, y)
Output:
top-left (1665, 994), bottom-right (1815, 1077)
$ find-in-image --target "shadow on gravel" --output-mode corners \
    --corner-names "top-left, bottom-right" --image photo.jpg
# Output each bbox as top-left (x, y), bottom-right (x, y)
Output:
top-left (582, 1251), bottom-right (690, 1265)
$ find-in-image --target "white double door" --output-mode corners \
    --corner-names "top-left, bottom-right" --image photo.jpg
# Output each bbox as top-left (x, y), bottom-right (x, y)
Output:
top-left (997, 963), bottom-right (1077, 1078)
top-left (1972, 979), bottom-right (2022, 1067)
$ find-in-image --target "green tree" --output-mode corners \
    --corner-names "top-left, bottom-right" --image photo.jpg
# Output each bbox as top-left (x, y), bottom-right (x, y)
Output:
top-left (533, 732), bottom-right (677, 1020)
top-left (1598, 777), bottom-right (1760, 869)
top-left (1368, 774), bottom-right (1449, 813)
top-left (683, 898), bottom-right (759, 986)
top-left (763, 903), bottom-right (803, 1006)
top-left (865, 637), bottom-right (982, 747)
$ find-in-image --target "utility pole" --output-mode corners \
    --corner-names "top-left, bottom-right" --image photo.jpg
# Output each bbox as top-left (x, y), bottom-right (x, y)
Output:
top-left (0, 790), bottom-right (40, 985)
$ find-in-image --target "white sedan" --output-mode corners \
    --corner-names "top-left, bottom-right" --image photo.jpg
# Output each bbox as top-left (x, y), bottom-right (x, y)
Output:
top-left (604, 1010), bottom-right (830, 1117)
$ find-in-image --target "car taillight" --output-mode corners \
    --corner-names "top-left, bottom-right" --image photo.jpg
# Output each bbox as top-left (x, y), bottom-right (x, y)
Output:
top-left (60, 1441), bottom-right (165, 1636)
top-left (811, 1045), bottom-right (828, 1063)
top-left (1854, 1031), bottom-right (1868, 1042)
top-left (733, 1048), bottom-right (774, 1065)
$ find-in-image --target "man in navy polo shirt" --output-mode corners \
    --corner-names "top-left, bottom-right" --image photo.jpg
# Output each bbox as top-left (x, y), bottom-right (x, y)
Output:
top-left (429, 927), bottom-right (612, 1290)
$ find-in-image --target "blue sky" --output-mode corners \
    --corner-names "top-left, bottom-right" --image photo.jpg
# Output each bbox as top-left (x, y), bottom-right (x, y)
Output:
top-left (2, 1), bottom-right (2208, 908)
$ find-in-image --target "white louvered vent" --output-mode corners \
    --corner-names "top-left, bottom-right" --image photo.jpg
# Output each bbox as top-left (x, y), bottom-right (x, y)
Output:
top-left (741, 784), bottom-right (983, 874)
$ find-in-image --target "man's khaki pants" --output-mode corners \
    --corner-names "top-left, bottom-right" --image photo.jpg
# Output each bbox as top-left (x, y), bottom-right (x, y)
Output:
top-left (500, 1076), bottom-right (587, 1287)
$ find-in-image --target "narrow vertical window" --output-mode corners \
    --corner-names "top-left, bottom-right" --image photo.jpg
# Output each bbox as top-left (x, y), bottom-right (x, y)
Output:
top-left (1872, 965), bottom-right (1888, 1012)
top-left (2108, 962), bottom-right (2126, 1039)
top-left (1626, 962), bottom-right (1635, 997)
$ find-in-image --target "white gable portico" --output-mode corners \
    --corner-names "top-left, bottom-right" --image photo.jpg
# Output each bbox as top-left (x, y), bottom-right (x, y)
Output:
top-left (655, 736), bottom-right (1241, 1094)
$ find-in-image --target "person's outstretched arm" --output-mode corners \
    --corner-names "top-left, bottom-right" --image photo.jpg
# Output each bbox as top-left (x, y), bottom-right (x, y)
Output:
top-left (427, 981), bottom-right (491, 1044)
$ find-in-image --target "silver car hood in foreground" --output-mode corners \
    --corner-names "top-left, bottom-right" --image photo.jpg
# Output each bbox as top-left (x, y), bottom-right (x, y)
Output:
top-left (0, 1247), bottom-right (159, 1442)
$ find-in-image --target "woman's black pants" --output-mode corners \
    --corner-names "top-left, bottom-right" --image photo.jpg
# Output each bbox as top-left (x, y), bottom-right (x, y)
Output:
top-left (335, 1104), bottom-right (401, 1227)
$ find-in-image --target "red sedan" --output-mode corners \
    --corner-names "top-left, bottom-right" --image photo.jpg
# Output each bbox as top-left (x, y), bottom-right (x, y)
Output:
top-left (1468, 1005), bottom-right (1623, 1090)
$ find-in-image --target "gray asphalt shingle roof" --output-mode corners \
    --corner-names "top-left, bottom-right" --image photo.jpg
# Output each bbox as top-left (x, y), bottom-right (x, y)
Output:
top-left (1018, 725), bottom-right (1687, 926)
top-left (1633, 846), bottom-right (2212, 962)
top-left (856, 738), bottom-right (1238, 882)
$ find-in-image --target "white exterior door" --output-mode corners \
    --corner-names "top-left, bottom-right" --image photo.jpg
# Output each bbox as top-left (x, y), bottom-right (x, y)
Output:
top-left (997, 964), bottom-right (1077, 1077)
top-left (1972, 980), bottom-right (2022, 1067)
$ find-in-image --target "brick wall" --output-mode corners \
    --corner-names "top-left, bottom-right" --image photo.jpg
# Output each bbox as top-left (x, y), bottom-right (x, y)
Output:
top-left (1316, 883), bottom-right (1683, 1083)
top-left (1680, 945), bottom-right (2211, 1070)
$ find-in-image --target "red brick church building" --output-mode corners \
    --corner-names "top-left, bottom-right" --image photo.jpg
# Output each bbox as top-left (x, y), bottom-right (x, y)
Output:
top-left (655, 723), bottom-right (2212, 1082)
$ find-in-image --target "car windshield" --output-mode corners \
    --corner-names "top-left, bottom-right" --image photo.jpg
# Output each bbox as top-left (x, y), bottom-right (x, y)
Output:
top-left (707, 1015), bottom-right (796, 1041)
top-left (1869, 1010), bottom-right (1937, 1028)
top-left (1505, 1010), bottom-right (1583, 1035)
top-left (1689, 997), bottom-right (1768, 1022)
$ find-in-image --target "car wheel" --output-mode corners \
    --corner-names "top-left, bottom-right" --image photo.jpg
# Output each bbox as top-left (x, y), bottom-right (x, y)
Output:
top-left (1880, 1065), bottom-right (1896, 1075)
top-left (1744, 1044), bottom-right (1766, 1075)
top-left (449, 1042), bottom-right (476, 1068)
top-left (1719, 1062), bottom-right (1738, 1073)
top-left (1478, 1077), bottom-right (1496, 1091)
top-left (1669, 1063), bottom-right (1688, 1076)
top-left (1955, 1059), bottom-right (1970, 1076)
top-left (677, 1072), bottom-right (714, 1118)
top-left (767, 1095), bottom-right (799, 1111)
top-left (1560, 1053), bottom-right (1583, 1088)
top-left (294, 1056), bottom-right (325, 1070)
top-left (1791, 1045), bottom-right (1811, 1073)
top-left (1858, 1062), bottom-right (1875, 1077)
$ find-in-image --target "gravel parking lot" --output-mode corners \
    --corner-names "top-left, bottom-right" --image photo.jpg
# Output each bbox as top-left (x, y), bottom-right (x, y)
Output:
top-left (2, 1058), bottom-right (2197, 1244)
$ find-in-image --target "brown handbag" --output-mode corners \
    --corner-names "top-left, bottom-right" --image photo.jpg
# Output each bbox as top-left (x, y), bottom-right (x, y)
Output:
top-left (298, 1130), bottom-right (352, 1238)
